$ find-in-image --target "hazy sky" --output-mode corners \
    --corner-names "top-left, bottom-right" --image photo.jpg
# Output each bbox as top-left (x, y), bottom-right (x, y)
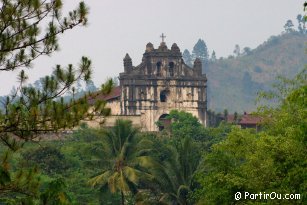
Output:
top-left (0, 0), bottom-right (305, 95)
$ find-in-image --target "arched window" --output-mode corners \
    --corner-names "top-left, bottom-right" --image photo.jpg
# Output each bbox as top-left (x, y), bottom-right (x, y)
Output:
top-left (160, 90), bottom-right (168, 102)
top-left (169, 62), bottom-right (174, 77)
top-left (156, 62), bottom-right (162, 76)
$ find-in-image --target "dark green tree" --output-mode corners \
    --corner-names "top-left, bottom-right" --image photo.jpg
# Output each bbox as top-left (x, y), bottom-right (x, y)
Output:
top-left (210, 50), bottom-right (216, 62)
top-left (192, 39), bottom-right (209, 64)
top-left (284, 19), bottom-right (295, 33)
top-left (242, 47), bottom-right (252, 55)
top-left (167, 110), bottom-right (204, 140)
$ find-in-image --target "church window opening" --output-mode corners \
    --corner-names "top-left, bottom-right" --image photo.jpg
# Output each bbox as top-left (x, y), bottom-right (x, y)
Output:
top-left (156, 62), bottom-right (162, 76)
top-left (160, 90), bottom-right (168, 102)
top-left (169, 62), bottom-right (174, 77)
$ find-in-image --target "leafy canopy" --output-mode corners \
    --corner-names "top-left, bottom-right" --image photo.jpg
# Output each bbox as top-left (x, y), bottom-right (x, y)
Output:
top-left (193, 69), bottom-right (307, 204)
top-left (0, 0), bottom-right (113, 203)
top-left (89, 119), bottom-right (156, 205)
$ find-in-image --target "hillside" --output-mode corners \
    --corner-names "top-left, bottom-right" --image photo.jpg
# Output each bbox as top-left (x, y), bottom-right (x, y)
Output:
top-left (205, 32), bottom-right (307, 113)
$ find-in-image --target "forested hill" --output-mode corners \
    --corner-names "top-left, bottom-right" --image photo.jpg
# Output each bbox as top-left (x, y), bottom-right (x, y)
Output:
top-left (204, 32), bottom-right (307, 113)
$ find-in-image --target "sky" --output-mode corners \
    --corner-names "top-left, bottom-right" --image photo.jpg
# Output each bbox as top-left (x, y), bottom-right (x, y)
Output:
top-left (0, 0), bottom-right (305, 95)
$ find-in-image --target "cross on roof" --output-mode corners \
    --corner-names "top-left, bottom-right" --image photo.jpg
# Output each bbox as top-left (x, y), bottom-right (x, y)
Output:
top-left (160, 33), bottom-right (166, 42)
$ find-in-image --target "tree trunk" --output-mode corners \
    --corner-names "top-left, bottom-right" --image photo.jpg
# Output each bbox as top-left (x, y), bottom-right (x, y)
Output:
top-left (121, 191), bottom-right (125, 205)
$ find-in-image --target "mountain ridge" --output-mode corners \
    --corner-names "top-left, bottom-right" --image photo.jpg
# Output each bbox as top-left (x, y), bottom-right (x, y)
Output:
top-left (204, 32), bottom-right (307, 113)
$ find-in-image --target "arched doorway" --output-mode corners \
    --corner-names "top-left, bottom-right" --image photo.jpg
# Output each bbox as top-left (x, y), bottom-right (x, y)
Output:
top-left (158, 114), bottom-right (171, 131)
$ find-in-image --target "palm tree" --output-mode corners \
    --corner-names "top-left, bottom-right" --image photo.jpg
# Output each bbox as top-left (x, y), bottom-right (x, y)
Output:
top-left (89, 119), bottom-right (155, 205)
top-left (162, 137), bottom-right (200, 205)
top-left (135, 137), bottom-right (201, 205)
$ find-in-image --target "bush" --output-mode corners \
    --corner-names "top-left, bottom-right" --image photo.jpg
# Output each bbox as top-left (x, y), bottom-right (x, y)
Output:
top-left (23, 146), bottom-right (70, 175)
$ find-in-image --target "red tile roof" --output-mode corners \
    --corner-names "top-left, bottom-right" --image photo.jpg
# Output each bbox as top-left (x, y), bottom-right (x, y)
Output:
top-left (239, 113), bottom-right (262, 125)
top-left (88, 86), bottom-right (121, 105)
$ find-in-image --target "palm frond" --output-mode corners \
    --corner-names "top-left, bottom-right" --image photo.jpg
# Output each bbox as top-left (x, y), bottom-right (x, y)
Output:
top-left (108, 172), bottom-right (120, 193)
top-left (88, 170), bottom-right (112, 187)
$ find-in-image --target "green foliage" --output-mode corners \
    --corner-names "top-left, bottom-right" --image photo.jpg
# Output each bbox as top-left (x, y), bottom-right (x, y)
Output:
top-left (167, 110), bottom-right (204, 140)
top-left (40, 178), bottom-right (72, 205)
top-left (137, 111), bottom-right (233, 204)
top-left (23, 146), bottom-right (70, 175)
top-left (0, 0), bottom-right (114, 202)
top-left (136, 137), bottom-right (201, 205)
top-left (200, 122), bottom-right (232, 152)
top-left (193, 70), bottom-right (307, 204)
top-left (89, 119), bottom-right (156, 205)
top-left (0, 60), bottom-right (113, 202)
top-left (0, 57), bottom-right (98, 144)
top-left (0, 112), bottom-right (236, 204)
top-left (166, 109), bottom-right (231, 151)
top-left (0, 0), bottom-right (88, 71)
top-left (0, 152), bottom-right (41, 204)
top-left (1, 126), bottom-right (107, 204)
top-left (192, 128), bottom-right (257, 204)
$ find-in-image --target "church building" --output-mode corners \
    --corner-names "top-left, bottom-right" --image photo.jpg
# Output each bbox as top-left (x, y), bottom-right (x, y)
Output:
top-left (92, 37), bottom-right (208, 131)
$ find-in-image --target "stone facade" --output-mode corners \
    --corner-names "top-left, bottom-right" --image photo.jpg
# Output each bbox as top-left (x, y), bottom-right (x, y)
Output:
top-left (109, 41), bottom-right (208, 131)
